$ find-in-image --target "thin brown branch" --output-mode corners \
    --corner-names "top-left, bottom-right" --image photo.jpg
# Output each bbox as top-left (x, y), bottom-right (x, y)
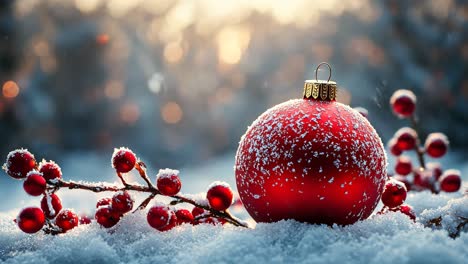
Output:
top-left (135, 161), bottom-right (156, 189)
top-left (46, 179), bottom-right (249, 228)
top-left (409, 115), bottom-right (426, 170)
top-left (116, 172), bottom-right (130, 187)
top-left (133, 193), bottom-right (157, 213)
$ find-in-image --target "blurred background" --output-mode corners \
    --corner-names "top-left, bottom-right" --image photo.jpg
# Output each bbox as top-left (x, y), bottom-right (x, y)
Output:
top-left (0, 0), bottom-right (467, 211)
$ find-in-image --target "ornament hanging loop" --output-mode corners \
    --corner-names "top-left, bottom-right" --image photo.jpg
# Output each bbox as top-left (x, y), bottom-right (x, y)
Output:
top-left (303, 62), bottom-right (337, 101)
top-left (315, 62), bottom-right (332, 82)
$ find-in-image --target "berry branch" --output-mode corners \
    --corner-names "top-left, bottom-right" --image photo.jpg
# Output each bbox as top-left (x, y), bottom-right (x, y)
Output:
top-left (408, 115), bottom-right (426, 170)
top-left (374, 89), bottom-right (464, 223)
top-left (3, 147), bottom-right (249, 235)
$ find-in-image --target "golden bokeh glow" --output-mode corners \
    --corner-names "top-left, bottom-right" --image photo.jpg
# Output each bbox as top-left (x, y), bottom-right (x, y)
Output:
top-left (2, 81), bottom-right (20, 99)
top-left (161, 101), bottom-right (183, 124)
top-left (217, 26), bottom-right (251, 65)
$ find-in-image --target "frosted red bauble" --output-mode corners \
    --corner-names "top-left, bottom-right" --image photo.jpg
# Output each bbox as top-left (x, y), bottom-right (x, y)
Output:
top-left (235, 99), bottom-right (387, 225)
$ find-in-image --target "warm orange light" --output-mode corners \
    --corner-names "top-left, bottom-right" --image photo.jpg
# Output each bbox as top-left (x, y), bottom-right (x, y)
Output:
top-left (2, 81), bottom-right (20, 98)
top-left (164, 41), bottom-right (184, 64)
top-left (161, 101), bottom-right (183, 124)
top-left (105, 81), bottom-right (125, 99)
top-left (96, 34), bottom-right (110, 45)
top-left (120, 102), bottom-right (140, 124)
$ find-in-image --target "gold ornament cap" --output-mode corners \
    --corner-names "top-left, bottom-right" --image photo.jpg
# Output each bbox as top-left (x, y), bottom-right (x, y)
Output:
top-left (303, 62), bottom-right (337, 101)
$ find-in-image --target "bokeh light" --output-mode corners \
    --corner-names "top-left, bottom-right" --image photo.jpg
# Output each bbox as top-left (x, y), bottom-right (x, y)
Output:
top-left (2, 81), bottom-right (19, 99)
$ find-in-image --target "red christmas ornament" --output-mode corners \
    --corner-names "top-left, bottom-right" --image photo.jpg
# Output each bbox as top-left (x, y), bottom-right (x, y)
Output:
top-left (235, 63), bottom-right (387, 225)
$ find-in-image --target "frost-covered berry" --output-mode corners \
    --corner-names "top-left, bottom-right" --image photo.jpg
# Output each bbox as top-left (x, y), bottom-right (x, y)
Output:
top-left (198, 217), bottom-right (227, 226)
top-left (395, 156), bottom-right (412, 176)
top-left (394, 127), bottom-right (417, 151)
top-left (424, 133), bottom-right (449, 158)
top-left (111, 147), bottom-right (136, 173)
top-left (390, 89), bottom-right (416, 118)
top-left (381, 180), bottom-right (407, 208)
top-left (55, 209), bottom-right (79, 232)
top-left (79, 215), bottom-right (92, 225)
top-left (192, 207), bottom-right (206, 218)
top-left (111, 191), bottom-right (134, 214)
top-left (439, 170), bottom-right (461, 193)
top-left (41, 193), bottom-right (62, 218)
top-left (388, 138), bottom-right (402, 156)
top-left (156, 169), bottom-right (181, 196)
top-left (353, 107), bottom-right (368, 118)
top-left (427, 162), bottom-right (443, 180)
top-left (17, 207), bottom-right (45, 234)
top-left (391, 204), bottom-right (416, 221)
top-left (96, 206), bottom-right (121, 228)
top-left (413, 171), bottom-right (432, 190)
top-left (175, 209), bottom-right (194, 225)
top-left (393, 175), bottom-right (411, 192)
top-left (23, 171), bottom-right (46, 196)
top-left (3, 149), bottom-right (36, 179)
top-left (38, 160), bottom-right (62, 180)
top-left (207, 181), bottom-right (233, 211)
top-left (147, 204), bottom-right (177, 231)
top-left (96, 197), bottom-right (112, 208)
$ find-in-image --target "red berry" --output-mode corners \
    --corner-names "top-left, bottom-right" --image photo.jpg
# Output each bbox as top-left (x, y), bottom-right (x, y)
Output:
top-left (96, 197), bottom-right (112, 208)
top-left (413, 170), bottom-right (432, 190)
top-left (40, 193), bottom-right (63, 218)
top-left (112, 147), bottom-right (136, 173)
top-left (156, 169), bottom-right (181, 196)
top-left (393, 175), bottom-right (411, 192)
top-left (390, 89), bottom-right (416, 118)
top-left (427, 162), bottom-right (443, 180)
top-left (79, 215), bottom-right (92, 225)
top-left (353, 107), bottom-right (368, 118)
top-left (38, 160), bottom-right (62, 180)
top-left (207, 182), bottom-right (233, 211)
top-left (424, 133), bottom-right (449, 158)
top-left (3, 149), bottom-right (36, 179)
top-left (17, 207), bottom-right (45, 233)
top-left (111, 191), bottom-right (134, 214)
top-left (175, 209), bottom-right (194, 225)
top-left (233, 197), bottom-right (243, 207)
top-left (55, 209), bottom-right (79, 232)
top-left (439, 170), bottom-right (461, 193)
top-left (381, 180), bottom-right (407, 208)
top-left (23, 171), bottom-right (46, 196)
top-left (390, 204), bottom-right (416, 221)
top-left (95, 206), bottom-right (121, 228)
top-left (394, 127), bottom-right (417, 151)
top-left (192, 207), bottom-right (206, 218)
top-left (198, 217), bottom-right (226, 225)
top-left (147, 205), bottom-right (177, 231)
top-left (395, 156), bottom-right (412, 176)
top-left (388, 138), bottom-right (402, 156)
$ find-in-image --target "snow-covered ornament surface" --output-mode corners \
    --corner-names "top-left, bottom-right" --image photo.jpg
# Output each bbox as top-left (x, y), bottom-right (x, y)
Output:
top-left (235, 63), bottom-right (387, 225)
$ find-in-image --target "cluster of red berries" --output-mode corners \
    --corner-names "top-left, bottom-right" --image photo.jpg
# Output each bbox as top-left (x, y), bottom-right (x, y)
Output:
top-left (3, 149), bottom-right (79, 233)
top-left (3, 147), bottom-right (240, 235)
top-left (388, 89), bottom-right (462, 193)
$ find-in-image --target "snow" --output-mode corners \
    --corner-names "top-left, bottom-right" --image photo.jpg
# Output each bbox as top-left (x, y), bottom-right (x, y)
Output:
top-left (0, 153), bottom-right (467, 263)
top-left (156, 168), bottom-right (180, 180)
top-left (0, 193), bottom-right (467, 264)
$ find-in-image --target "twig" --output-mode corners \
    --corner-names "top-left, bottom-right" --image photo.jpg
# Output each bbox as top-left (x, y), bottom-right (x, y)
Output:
top-left (409, 115), bottom-right (426, 170)
top-left (46, 179), bottom-right (249, 228)
top-left (135, 161), bottom-right (156, 189)
top-left (133, 193), bottom-right (157, 213)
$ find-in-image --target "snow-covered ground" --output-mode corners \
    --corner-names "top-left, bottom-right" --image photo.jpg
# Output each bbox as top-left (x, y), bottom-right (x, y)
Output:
top-left (0, 153), bottom-right (467, 263)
